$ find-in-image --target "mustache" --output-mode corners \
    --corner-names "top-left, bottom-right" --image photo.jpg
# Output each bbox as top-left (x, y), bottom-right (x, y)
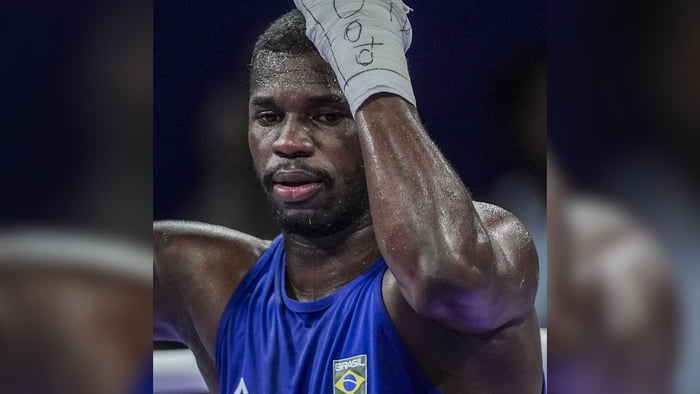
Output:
top-left (261, 162), bottom-right (334, 190)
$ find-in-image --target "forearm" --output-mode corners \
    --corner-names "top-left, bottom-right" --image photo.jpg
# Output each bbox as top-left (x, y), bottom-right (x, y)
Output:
top-left (355, 95), bottom-right (508, 329)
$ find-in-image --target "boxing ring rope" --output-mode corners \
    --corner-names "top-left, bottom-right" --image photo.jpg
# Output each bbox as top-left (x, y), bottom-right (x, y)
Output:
top-left (154, 348), bottom-right (208, 393)
top-left (0, 229), bottom-right (152, 283)
top-left (540, 327), bottom-right (547, 372)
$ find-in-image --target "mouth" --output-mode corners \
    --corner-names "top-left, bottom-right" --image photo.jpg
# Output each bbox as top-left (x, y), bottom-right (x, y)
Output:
top-left (271, 169), bottom-right (325, 203)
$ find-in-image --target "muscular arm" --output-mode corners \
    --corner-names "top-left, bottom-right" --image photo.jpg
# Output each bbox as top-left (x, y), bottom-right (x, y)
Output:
top-left (355, 95), bottom-right (539, 333)
top-left (153, 221), bottom-right (268, 363)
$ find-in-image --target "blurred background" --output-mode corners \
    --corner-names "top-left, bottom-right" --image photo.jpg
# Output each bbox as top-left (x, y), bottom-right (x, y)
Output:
top-left (1, 1), bottom-right (152, 393)
top-left (548, 0), bottom-right (699, 393)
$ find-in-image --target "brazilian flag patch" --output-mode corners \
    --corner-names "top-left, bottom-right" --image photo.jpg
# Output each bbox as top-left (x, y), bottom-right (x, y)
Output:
top-left (332, 354), bottom-right (367, 394)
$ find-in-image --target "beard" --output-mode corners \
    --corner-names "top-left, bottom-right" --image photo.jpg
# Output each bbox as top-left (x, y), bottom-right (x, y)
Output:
top-left (260, 161), bottom-right (370, 238)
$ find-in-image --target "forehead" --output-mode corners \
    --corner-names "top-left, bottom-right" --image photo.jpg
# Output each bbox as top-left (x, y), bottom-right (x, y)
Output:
top-left (251, 52), bottom-right (343, 97)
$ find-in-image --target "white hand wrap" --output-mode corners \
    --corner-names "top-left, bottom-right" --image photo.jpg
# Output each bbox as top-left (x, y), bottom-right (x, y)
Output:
top-left (294, 0), bottom-right (416, 116)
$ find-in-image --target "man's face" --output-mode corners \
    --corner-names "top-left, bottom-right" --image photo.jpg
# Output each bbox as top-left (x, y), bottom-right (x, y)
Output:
top-left (248, 52), bottom-right (369, 237)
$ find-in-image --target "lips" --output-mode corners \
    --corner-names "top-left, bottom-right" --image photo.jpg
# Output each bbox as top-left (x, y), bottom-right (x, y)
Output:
top-left (271, 169), bottom-right (324, 203)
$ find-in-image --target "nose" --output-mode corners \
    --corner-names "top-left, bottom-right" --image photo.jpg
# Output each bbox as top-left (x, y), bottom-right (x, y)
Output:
top-left (272, 116), bottom-right (315, 158)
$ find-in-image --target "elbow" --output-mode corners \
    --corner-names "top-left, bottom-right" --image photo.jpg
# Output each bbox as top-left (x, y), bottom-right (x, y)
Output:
top-left (408, 249), bottom-right (533, 332)
top-left (408, 255), bottom-right (501, 332)
top-left (406, 207), bottom-right (540, 332)
top-left (412, 285), bottom-right (503, 333)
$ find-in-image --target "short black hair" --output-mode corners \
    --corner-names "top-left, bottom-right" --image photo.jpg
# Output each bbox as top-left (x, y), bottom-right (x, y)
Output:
top-left (252, 9), bottom-right (316, 60)
top-left (250, 9), bottom-right (320, 86)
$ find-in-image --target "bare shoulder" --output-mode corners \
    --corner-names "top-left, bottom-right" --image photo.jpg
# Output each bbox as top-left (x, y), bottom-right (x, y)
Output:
top-left (155, 220), bottom-right (271, 251)
top-left (154, 220), bottom-right (271, 349)
top-left (154, 220), bottom-right (271, 277)
top-left (153, 220), bottom-right (272, 297)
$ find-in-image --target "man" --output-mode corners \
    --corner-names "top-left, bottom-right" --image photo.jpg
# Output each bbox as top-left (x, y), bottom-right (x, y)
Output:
top-left (155, 3), bottom-right (542, 393)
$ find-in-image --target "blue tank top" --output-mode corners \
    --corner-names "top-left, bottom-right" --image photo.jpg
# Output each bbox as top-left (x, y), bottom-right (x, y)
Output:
top-left (216, 235), bottom-right (440, 394)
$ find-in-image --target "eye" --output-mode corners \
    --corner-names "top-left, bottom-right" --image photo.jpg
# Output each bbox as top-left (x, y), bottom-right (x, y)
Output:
top-left (312, 112), bottom-right (345, 126)
top-left (255, 111), bottom-right (282, 126)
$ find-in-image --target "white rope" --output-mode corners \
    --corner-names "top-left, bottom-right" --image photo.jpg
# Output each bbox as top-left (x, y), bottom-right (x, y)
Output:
top-left (153, 349), bottom-right (208, 393)
top-left (540, 328), bottom-right (547, 371)
top-left (0, 228), bottom-right (151, 283)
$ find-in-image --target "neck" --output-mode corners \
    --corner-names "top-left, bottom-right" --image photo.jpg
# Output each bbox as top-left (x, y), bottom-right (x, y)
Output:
top-left (282, 215), bottom-right (380, 301)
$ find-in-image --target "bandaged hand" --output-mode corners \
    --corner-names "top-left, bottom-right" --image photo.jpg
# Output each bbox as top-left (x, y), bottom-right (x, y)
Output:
top-left (293, 0), bottom-right (416, 116)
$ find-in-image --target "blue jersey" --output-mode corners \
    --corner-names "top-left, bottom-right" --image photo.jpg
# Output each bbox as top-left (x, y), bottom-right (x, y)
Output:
top-left (216, 235), bottom-right (440, 394)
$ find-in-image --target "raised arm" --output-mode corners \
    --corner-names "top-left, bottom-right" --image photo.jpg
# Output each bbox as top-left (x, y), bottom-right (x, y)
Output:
top-left (355, 97), bottom-right (538, 333)
top-left (293, 0), bottom-right (538, 333)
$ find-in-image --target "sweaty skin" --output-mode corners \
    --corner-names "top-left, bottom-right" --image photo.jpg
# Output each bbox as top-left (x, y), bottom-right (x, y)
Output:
top-left (154, 52), bottom-right (542, 393)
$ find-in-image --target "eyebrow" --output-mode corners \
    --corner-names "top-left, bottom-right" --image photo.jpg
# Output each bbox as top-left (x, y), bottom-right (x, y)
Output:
top-left (249, 96), bottom-right (276, 107)
top-left (307, 94), bottom-right (348, 107)
top-left (249, 94), bottom-right (348, 108)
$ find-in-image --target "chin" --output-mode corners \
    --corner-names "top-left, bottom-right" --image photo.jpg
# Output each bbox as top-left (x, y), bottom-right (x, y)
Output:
top-left (266, 180), bottom-right (371, 238)
top-left (274, 205), bottom-right (371, 238)
top-left (275, 211), bottom-right (345, 238)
